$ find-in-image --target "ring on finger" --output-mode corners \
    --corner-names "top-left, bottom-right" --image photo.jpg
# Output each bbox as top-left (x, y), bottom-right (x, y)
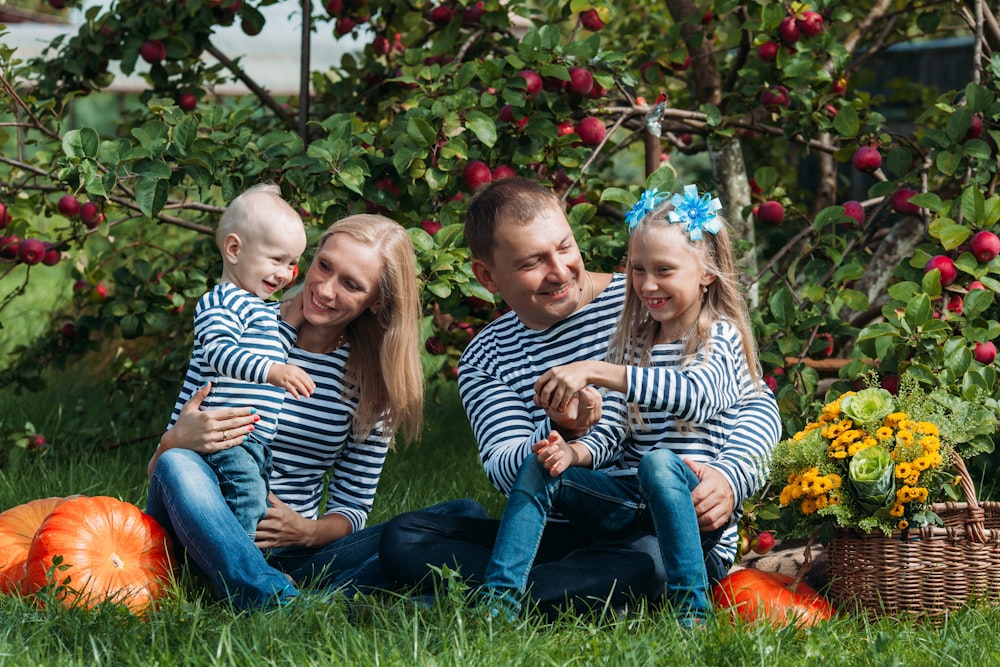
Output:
top-left (223, 430), bottom-right (229, 440)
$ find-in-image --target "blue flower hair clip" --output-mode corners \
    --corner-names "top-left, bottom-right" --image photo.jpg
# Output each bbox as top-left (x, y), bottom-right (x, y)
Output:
top-left (625, 188), bottom-right (669, 232)
top-left (668, 184), bottom-right (723, 241)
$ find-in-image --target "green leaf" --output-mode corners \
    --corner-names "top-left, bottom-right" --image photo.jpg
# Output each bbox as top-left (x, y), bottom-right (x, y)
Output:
top-left (928, 217), bottom-right (971, 250)
top-left (600, 187), bottom-right (634, 205)
top-left (645, 166), bottom-right (675, 194)
top-left (935, 150), bottom-right (961, 176)
top-left (407, 116), bottom-right (438, 147)
top-left (908, 192), bottom-right (942, 212)
top-left (832, 104), bottom-right (858, 137)
top-left (904, 293), bottom-right (933, 327)
top-left (961, 187), bottom-right (986, 224)
top-left (464, 111), bottom-right (497, 148)
top-left (135, 176), bottom-right (169, 217)
top-left (838, 288), bottom-right (869, 312)
top-left (856, 322), bottom-right (900, 342)
top-left (768, 287), bottom-right (794, 327)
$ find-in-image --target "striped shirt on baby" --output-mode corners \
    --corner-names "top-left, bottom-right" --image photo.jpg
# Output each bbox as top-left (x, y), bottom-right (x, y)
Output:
top-left (169, 282), bottom-right (295, 444)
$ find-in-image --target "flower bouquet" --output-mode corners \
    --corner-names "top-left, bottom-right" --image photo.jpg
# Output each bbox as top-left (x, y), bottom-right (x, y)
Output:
top-left (765, 377), bottom-right (1000, 620)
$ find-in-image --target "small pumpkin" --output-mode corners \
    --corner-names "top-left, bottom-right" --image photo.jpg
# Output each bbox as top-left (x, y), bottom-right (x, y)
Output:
top-left (0, 496), bottom-right (66, 594)
top-left (713, 568), bottom-right (835, 628)
top-left (22, 495), bottom-right (175, 614)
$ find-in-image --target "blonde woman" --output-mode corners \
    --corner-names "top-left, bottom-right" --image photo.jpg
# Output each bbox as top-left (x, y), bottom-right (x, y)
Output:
top-left (147, 214), bottom-right (482, 608)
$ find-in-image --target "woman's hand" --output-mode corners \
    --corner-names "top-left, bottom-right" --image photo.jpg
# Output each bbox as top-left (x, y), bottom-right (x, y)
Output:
top-left (253, 493), bottom-right (317, 549)
top-left (148, 382), bottom-right (259, 477)
top-left (164, 382), bottom-right (259, 455)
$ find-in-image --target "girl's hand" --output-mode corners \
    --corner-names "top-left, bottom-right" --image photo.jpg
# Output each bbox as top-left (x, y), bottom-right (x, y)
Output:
top-left (534, 361), bottom-right (594, 411)
top-left (164, 382), bottom-right (259, 455)
top-left (253, 493), bottom-right (317, 549)
top-left (533, 430), bottom-right (592, 476)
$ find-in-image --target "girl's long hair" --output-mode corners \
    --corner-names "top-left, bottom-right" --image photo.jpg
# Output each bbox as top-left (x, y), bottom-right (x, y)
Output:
top-left (316, 215), bottom-right (423, 445)
top-left (607, 204), bottom-right (762, 428)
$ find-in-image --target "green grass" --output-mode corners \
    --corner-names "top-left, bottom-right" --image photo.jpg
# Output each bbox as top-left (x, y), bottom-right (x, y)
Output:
top-left (4, 376), bottom-right (1000, 666)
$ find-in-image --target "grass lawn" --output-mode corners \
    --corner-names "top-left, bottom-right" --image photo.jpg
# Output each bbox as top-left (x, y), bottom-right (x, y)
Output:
top-left (2, 374), bottom-right (1000, 666)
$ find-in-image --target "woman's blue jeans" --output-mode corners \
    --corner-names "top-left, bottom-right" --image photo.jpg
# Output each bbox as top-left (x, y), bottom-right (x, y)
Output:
top-left (483, 448), bottom-right (721, 618)
top-left (146, 447), bottom-right (482, 609)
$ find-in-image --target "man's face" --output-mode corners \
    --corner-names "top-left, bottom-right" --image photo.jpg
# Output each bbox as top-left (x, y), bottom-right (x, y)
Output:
top-left (471, 205), bottom-right (587, 330)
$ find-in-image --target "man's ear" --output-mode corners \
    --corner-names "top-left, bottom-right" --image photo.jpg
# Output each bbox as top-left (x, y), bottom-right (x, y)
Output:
top-left (471, 257), bottom-right (500, 294)
top-left (222, 233), bottom-right (242, 264)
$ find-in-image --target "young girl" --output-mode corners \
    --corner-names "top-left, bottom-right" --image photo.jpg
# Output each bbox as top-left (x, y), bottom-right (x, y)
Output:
top-left (479, 184), bottom-right (770, 624)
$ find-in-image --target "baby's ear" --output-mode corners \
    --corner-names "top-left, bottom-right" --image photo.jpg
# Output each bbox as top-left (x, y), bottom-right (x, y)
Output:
top-left (222, 233), bottom-right (242, 262)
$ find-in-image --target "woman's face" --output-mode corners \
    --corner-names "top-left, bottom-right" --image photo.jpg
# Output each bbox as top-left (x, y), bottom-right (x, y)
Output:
top-left (301, 232), bottom-right (384, 330)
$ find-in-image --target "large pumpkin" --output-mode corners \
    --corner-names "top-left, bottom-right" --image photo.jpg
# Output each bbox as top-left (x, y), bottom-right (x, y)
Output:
top-left (22, 496), bottom-right (175, 614)
top-left (0, 496), bottom-right (66, 594)
top-left (713, 568), bottom-right (835, 628)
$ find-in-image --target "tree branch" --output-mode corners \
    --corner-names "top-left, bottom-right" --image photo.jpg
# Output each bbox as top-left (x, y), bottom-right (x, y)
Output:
top-left (205, 41), bottom-right (296, 128)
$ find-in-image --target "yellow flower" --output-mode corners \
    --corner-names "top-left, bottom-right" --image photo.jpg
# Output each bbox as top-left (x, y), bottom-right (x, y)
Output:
top-left (801, 498), bottom-right (818, 515)
top-left (815, 495), bottom-right (829, 509)
top-left (885, 412), bottom-right (908, 428)
top-left (919, 435), bottom-right (940, 453)
top-left (898, 520), bottom-right (909, 530)
top-left (915, 422), bottom-right (939, 436)
top-left (896, 429), bottom-right (914, 446)
top-left (889, 503), bottom-right (905, 517)
top-left (913, 456), bottom-right (930, 472)
top-left (876, 427), bottom-right (894, 440)
top-left (895, 462), bottom-right (912, 479)
top-left (831, 450), bottom-right (848, 459)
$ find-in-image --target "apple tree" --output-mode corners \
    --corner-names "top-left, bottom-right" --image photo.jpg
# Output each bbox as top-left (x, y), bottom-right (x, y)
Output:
top-left (1, 0), bottom-right (999, 454)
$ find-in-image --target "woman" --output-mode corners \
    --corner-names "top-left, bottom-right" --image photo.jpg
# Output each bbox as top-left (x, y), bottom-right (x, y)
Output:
top-left (146, 214), bottom-right (484, 609)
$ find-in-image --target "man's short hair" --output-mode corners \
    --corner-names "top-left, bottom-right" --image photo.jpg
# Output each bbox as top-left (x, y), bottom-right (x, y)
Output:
top-left (464, 178), bottom-right (563, 262)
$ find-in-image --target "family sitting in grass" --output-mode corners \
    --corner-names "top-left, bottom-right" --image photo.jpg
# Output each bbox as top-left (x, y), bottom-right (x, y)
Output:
top-left (146, 177), bottom-right (780, 619)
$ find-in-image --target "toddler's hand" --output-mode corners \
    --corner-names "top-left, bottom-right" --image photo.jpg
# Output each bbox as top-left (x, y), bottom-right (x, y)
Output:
top-left (268, 363), bottom-right (316, 399)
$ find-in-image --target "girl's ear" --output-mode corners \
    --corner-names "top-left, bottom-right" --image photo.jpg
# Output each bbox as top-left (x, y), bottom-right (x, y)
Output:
top-left (222, 233), bottom-right (242, 264)
top-left (700, 272), bottom-right (718, 288)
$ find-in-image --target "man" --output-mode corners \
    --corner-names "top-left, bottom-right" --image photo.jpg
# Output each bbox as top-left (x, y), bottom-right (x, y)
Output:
top-left (380, 178), bottom-right (781, 616)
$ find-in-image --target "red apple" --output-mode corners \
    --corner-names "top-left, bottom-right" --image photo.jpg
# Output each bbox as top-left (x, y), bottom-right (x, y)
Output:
top-left (462, 1), bottom-right (485, 24)
top-left (816, 332), bottom-right (834, 357)
top-left (0, 202), bottom-right (9, 227)
top-left (516, 70), bottom-right (543, 98)
top-left (761, 86), bottom-right (790, 110)
top-left (946, 294), bottom-right (963, 315)
top-left (756, 200), bottom-right (785, 226)
top-left (421, 220), bottom-right (443, 235)
top-left (498, 104), bottom-right (516, 123)
top-left (90, 283), bottom-right (109, 302)
top-left (567, 67), bottom-right (594, 96)
top-left (463, 160), bottom-right (493, 190)
top-left (969, 230), bottom-right (1000, 263)
top-left (17, 237), bottom-right (46, 265)
top-left (72, 279), bottom-right (90, 294)
top-left (831, 76), bottom-right (848, 94)
top-left (924, 255), bottom-right (957, 286)
top-left (751, 531), bottom-right (775, 555)
top-left (580, 8), bottom-right (604, 31)
top-left (58, 194), bottom-right (80, 217)
top-left (763, 373), bottom-right (778, 392)
top-left (177, 92), bottom-right (198, 111)
top-left (324, 0), bottom-right (345, 15)
top-left (556, 121), bottom-right (576, 137)
top-left (60, 321), bottom-right (77, 339)
top-left (851, 146), bottom-right (882, 173)
top-left (587, 82), bottom-right (607, 99)
top-left (575, 116), bottom-right (606, 147)
top-left (968, 280), bottom-right (987, 291)
top-left (543, 76), bottom-right (566, 92)
top-left (139, 40), bottom-right (167, 65)
top-left (778, 16), bottom-right (800, 45)
top-left (372, 35), bottom-right (390, 56)
top-left (429, 5), bottom-right (455, 26)
top-left (335, 16), bottom-right (357, 35)
top-left (965, 114), bottom-right (983, 141)
top-left (757, 41), bottom-right (780, 62)
top-left (42, 243), bottom-right (61, 266)
top-left (975, 341), bottom-right (997, 364)
top-left (797, 11), bottom-right (823, 37)
top-left (842, 200), bottom-right (865, 227)
top-left (891, 188), bottom-right (921, 216)
top-left (425, 336), bottom-right (446, 355)
top-left (0, 235), bottom-right (20, 259)
top-left (492, 165), bottom-right (517, 180)
top-left (80, 202), bottom-right (102, 229)
top-left (880, 373), bottom-right (900, 395)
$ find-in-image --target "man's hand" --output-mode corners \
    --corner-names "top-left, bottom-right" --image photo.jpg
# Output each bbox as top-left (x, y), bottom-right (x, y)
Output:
top-left (685, 459), bottom-right (735, 531)
top-left (546, 386), bottom-right (602, 440)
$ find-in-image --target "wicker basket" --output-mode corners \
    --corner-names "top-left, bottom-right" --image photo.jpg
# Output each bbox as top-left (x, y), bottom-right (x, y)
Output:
top-left (828, 453), bottom-right (1000, 621)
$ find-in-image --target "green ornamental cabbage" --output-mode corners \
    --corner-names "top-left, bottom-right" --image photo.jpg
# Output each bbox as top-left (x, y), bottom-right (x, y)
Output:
top-left (848, 445), bottom-right (896, 511)
top-left (840, 388), bottom-right (895, 428)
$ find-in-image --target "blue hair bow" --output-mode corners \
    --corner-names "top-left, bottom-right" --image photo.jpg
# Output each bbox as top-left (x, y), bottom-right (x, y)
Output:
top-left (667, 184), bottom-right (723, 241)
top-left (624, 188), bottom-right (669, 232)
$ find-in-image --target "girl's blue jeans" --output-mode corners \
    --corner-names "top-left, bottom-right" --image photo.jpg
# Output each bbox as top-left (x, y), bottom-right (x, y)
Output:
top-left (146, 447), bottom-right (482, 609)
top-left (482, 448), bottom-right (722, 619)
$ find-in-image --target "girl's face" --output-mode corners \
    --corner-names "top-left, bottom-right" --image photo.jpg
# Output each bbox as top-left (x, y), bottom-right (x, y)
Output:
top-left (301, 232), bottom-right (383, 331)
top-left (628, 225), bottom-right (716, 343)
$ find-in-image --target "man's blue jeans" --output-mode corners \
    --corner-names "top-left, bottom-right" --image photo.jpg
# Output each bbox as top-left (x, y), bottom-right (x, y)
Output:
top-left (483, 448), bottom-right (721, 618)
top-left (146, 447), bottom-right (483, 609)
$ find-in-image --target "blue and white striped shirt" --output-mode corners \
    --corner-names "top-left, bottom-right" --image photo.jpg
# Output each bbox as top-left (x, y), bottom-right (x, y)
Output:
top-left (458, 274), bottom-right (781, 565)
top-left (580, 321), bottom-right (769, 565)
top-left (172, 282), bottom-right (296, 443)
top-left (168, 320), bottom-right (388, 532)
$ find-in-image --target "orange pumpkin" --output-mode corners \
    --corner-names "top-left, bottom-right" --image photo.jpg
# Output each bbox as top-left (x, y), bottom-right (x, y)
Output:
top-left (0, 496), bottom-right (66, 594)
top-left (713, 568), bottom-right (835, 628)
top-left (22, 496), bottom-right (175, 614)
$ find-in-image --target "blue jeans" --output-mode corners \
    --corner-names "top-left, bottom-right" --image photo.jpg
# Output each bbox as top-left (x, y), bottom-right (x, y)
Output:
top-left (380, 507), bottom-right (664, 618)
top-left (483, 448), bottom-right (721, 618)
top-left (202, 435), bottom-right (271, 539)
top-left (146, 447), bottom-right (483, 609)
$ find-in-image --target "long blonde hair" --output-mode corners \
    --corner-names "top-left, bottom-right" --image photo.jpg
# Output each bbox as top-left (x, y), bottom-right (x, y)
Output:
top-left (316, 215), bottom-right (423, 445)
top-left (608, 203), bottom-right (761, 427)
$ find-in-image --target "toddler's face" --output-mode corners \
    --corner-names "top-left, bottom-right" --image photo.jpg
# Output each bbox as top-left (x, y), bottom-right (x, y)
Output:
top-left (230, 220), bottom-right (306, 299)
